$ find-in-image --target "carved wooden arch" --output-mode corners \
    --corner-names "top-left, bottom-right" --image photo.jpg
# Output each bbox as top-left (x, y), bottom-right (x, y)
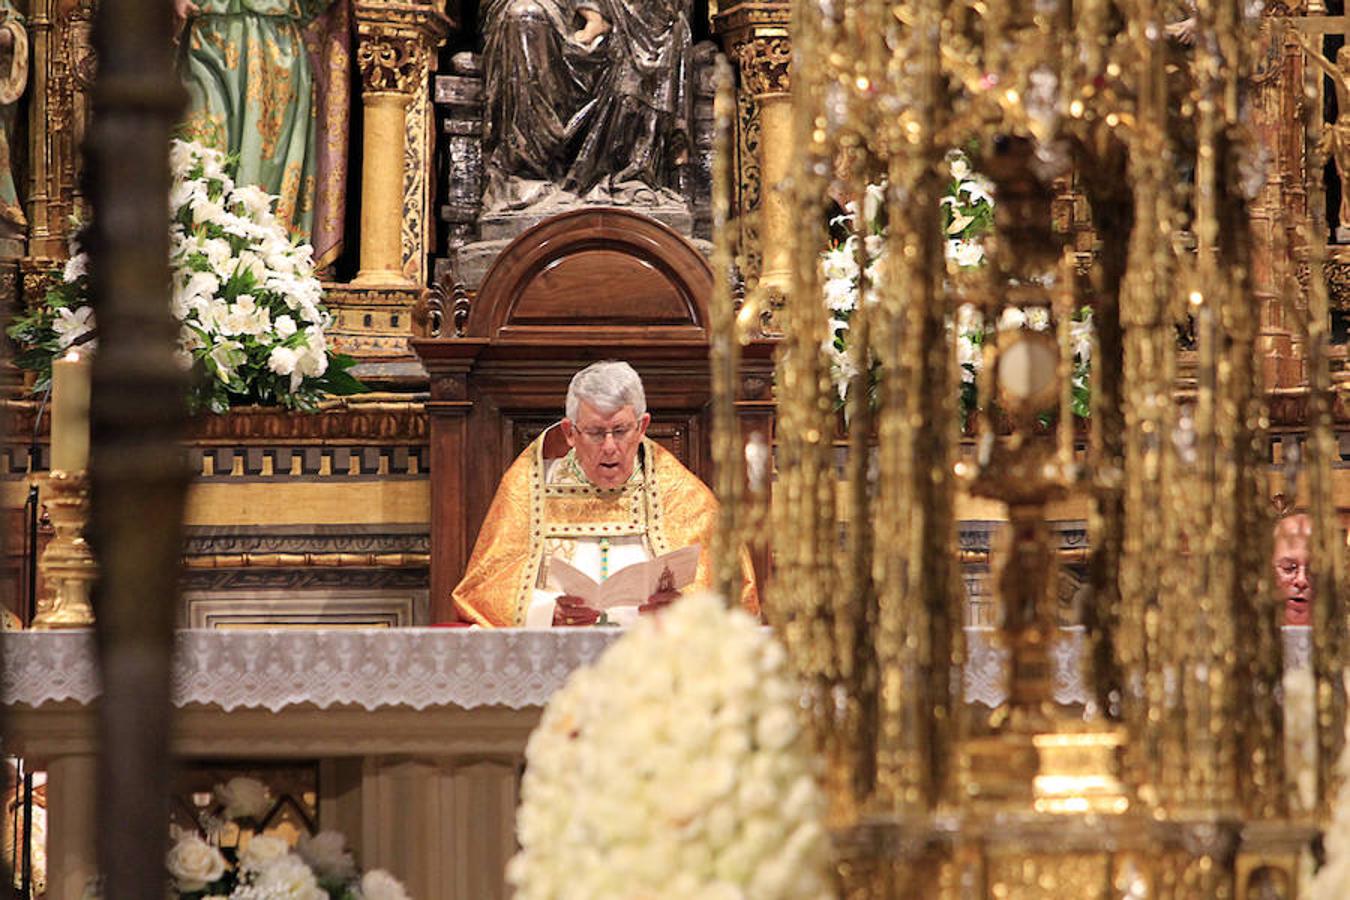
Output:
top-left (468, 208), bottom-right (712, 343)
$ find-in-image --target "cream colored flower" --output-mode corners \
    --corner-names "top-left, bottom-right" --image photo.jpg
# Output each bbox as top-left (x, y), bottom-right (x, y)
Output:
top-left (1024, 307), bottom-right (1051, 332)
top-left (53, 306), bottom-right (95, 349)
top-left (949, 238), bottom-right (985, 268)
top-left (214, 775), bottom-right (271, 820)
top-left (251, 853), bottom-right (325, 900)
top-left (359, 869), bottom-right (412, 900)
top-left (863, 181), bottom-right (886, 224)
top-left (190, 196), bottom-right (228, 229)
top-left (62, 253), bottom-right (88, 283)
top-left (165, 835), bottom-right (226, 891)
top-left (946, 213), bottom-right (974, 235)
top-left (230, 184), bottom-right (276, 223)
top-left (208, 340), bottom-right (245, 383)
top-left (238, 833), bottom-right (290, 872)
top-left (997, 306), bottom-right (1027, 332)
top-left (948, 152), bottom-right (971, 181)
top-left (297, 830), bottom-right (356, 880)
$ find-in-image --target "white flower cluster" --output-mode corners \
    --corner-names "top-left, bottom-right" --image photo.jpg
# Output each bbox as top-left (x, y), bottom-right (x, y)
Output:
top-left (954, 304), bottom-right (1094, 388)
top-left (820, 152), bottom-right (1094, 414)
top-left (158, 776), bottom-right (410, 900)
top-left (822, 151), bottom-right (997, 403)
top-left (48, 140), bottom-right (337, 411)
top-left (508, 593), bottom-right (834, 900)
top-left (941, 151), bottom-right (995, 270)
top-left (1312, 710), bottom-right (1350, 900)
top-left (167, 140), bottom-right (329, 392)
top-left (165, 827), bottom-right (409, 900)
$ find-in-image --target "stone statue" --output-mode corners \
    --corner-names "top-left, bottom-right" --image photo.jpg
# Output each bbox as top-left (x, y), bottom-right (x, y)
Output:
top-left (481, 0), bottom-right (691, 213)
top-left (0, 0), bottom-right (28, 258)
top-left (174, 0), bottom-right (340, 245)
top-left (1292, 30), bottom-right (1350, 238)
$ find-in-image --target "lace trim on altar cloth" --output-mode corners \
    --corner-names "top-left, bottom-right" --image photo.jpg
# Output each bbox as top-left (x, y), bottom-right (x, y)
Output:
top-left (1, 629), bottom-right (621, 713)
top-left (1, 625), bottom-right (1319, 714)
top-left (963, 626), bottom-right (1092, 709)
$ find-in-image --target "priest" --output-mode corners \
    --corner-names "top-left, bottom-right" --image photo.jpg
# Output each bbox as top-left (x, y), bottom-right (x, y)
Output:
top-left (452, 361), bottom-right (759, 626)
top-left (1273, 513), bottom-right (1313, 627)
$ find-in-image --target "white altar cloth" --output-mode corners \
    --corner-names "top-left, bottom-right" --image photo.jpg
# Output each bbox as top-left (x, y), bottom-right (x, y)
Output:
top-left (2, 628), bottom-right (622, 712)
top-left (2, 625), bottom-right (1308, 714)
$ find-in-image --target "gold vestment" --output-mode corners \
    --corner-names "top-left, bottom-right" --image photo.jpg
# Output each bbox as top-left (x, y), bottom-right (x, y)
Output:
top-left (452, 433), bottom-right (759, 626)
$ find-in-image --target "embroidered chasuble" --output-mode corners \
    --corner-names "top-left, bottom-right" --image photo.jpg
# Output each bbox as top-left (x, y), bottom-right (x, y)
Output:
top-left (453, 433), bottom-right (759, 626)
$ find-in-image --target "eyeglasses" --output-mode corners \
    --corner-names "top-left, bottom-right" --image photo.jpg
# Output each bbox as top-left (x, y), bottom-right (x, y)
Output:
top-left (578, 424), bottom-right (637, 443)
top-left (1277, 560), bottom-right (1311, 578)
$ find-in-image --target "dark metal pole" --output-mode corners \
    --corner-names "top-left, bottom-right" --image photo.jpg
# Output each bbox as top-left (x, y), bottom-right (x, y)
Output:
top-left (18, 769), bottom-right (30, 899)
top-left (86, 0), bottom-right (188, 896)
top-left (22, 484), bottom-right (36, 627)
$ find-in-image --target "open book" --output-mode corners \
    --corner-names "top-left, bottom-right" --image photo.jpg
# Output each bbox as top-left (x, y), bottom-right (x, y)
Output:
top-left (548, 545), bottom-right (701, 611)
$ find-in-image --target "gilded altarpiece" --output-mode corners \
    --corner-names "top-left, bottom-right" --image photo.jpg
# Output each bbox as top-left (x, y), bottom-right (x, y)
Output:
top-left (319, 0), bottom-right (449, 360)
top-left (713, 1), bottom-right (790, 321)
top-left (2, 0), bottom-right (452, 625)
top-left (15, 0), bottom-right (92, 306)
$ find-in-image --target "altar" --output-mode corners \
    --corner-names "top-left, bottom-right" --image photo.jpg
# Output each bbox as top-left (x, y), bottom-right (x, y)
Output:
top-left (1, 628), bottom-right (625, 900)
top-left (4, 623), bottom-right (1140, 898)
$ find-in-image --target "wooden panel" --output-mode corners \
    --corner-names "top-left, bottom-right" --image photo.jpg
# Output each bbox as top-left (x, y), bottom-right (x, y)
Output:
top-left (511, 250), bottom-right (694, 326)
top-left (470, 208), bottom-right (713, 340)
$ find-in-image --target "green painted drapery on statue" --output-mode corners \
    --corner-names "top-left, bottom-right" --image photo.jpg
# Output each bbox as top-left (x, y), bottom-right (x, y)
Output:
top-left (0, 0), bottom-right (28, 252)
top-left (178, 0), bottom-right (343, 254)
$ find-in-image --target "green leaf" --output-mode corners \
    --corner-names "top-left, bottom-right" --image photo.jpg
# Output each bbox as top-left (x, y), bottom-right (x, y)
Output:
top-left (321, 368), bottom-right (366, 396)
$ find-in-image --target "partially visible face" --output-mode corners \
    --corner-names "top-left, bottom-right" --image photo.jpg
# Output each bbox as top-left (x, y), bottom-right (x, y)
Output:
top-left (561, 402), bottom-right (650, 489)
top-left (1274, 515), bottom-right (1313, 627)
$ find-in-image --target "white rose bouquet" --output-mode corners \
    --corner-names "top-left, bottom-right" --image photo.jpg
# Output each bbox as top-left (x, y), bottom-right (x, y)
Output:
top-left (508, 592), bottom-right (834, 899)
top-left (140, 775), bottom-right (412, 899)
top-left (160, 826), bottom-right (407, 899)
top-left (6, 139), bottom-right (362, 414)
top-left (822, 149), bottom-right (1093, 423)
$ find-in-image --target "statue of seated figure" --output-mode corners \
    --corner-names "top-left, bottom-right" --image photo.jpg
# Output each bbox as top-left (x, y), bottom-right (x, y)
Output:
top-left (480, 0), bottom-right (691, 213)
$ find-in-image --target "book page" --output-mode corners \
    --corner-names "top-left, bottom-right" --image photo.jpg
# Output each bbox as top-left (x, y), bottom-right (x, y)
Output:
top-left (548, 558), bottom-right (602, 604)
top-left (547, 545), bottom-right (702, 611)
top-left (593, 545), bottom-right (701, 610)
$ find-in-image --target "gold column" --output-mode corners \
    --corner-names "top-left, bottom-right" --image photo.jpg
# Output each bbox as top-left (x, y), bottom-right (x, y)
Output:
top-left (355, 90), bottom-right (412, 285)
top-left (714, 3), bottom-right (791, 307)
top-left (353, 28), bottom-right (423, 287)
top-left (351, 3), bottom-right (448, 288)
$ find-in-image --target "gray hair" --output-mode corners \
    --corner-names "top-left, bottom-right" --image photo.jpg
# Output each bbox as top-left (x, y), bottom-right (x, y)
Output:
top-left (565, 361), bottom-right (647, 421)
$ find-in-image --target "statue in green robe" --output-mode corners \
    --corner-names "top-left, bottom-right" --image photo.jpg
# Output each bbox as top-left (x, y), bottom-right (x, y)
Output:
top-left (174, 0), bottom-right (336, 244)
top-left (0, 0), bottom-right (27, 258)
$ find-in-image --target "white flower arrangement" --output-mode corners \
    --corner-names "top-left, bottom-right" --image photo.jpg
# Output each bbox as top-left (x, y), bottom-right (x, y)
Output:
top-left (6, 140), bottom-right (361, 414)
top-left (508, 592), bottom-right (834, 899)
top-left (144, 775), bottom-right (411, 899)
top-left (821, 149), bottom-right (1093, 421)
top-left (1312, 708), bottom-right (1350, 900)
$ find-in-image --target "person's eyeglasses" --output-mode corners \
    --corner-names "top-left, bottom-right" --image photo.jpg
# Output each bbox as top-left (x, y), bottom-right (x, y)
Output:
top-left (579, 424), bottom-right (636, 443)
top-left (1277, 560), bottom-right (1311, 578)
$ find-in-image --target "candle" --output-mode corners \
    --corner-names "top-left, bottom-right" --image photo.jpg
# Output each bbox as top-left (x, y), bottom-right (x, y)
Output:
top-left (51, 350), bottom-right (91, 472)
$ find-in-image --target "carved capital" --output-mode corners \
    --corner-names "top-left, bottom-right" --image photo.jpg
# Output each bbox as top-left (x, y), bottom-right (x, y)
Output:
top-left (356, 28), bottom-right (428, 94)
top-left (1328, 258), bottom-right (1350, 310)
top-left (731, 34), bottom-right (792, 98)
top-left (713, 1), bottom-right (791, 96)
top-left (19, 259), bottom-right (62, 308)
